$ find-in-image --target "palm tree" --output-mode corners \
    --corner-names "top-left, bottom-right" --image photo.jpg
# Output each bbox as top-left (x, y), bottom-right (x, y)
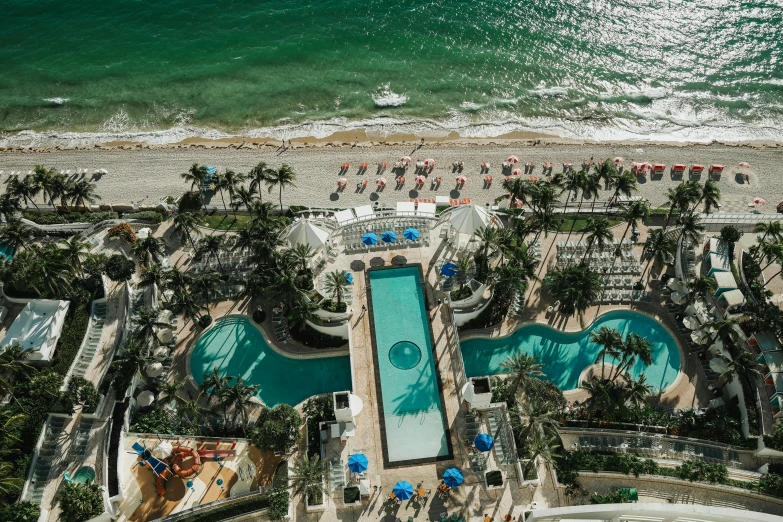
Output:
top-left (67, 180), bottom-right (101, 210)
top-left (181, 163), bottom-right (208, 211)
top-left (0, 341), bottom-right (36, 405)
top-left (694, 179), bottom-right (721, 214)
top-left (613, 334), bottom-right (653, 382)
top-left (591, 326), bottom-right (623, 377)
top-left (133, 236), bottom-right (166, 267)
top-left (287, 244), bottom-right (315, 274)
top-left (474, 226), bottom-right (498, 271)
top-left (753, 222), bottom-right (783, 262)
top-left (662, 181), bottom-right (700, 233)
top-left (191, 271), bottom-right (223, 314)
top-left (0, 194), bottom-right (22, 222)
top-left (687, 276), bottom-right (716, 304)
top-left (617, 200), bottom-right (649, 255)
top-left (200, 367), bottom-right (231, 405)
top-left (290, 453), bottom-right (329, 503)
top-left (513, 396), bottom-right (559, 442)
top-left (132, 306), bottom-right (171, 343)
top-left (4, 176), bottom-right (41, 212)
top-left (266, 164), bottom-right (297, 212)
top-left (697, 317), bottom-right (739, 354)
top-left (498, 352), bottom-right (545, 398)
top-left (162, 266), bottom-right (193, 303)
top-left (606, 170), bottom-right (637, 213)
top-left (248, 161), bottom-right (271, 197)
top-left (169, 291), bottom-right (205, 326)
top-left (544, 264), bottom-right (603, 316)
top-left (58, 235), bottom-right (90, 278)
top-left (0, 218), bottom-right (41, 250)
top-left (323, 270), bottom-right (350, 305)
top-left (677, 211), bottom-right (705, 244)
top-left (180, 391), bottom-right (205, 428)
top-left (196, 235), bottom-right (227, 271)
top-left (32, 166), bottom-right (58, 209)
top-left (219, 377), bottom-right (259, 431)
top-left (717, 351), bottom-right (762, 391)
top-left (287, 297), bottom-right (320, 332)
top-left (231, 185), bottom-right (257, 216)
top-left (566, 169), bottom-right (596, 245)
top-left (158, 378), bottom-right (186, 406)
top-left (497, 176), bottom-right (535, 208)
top-left (138, 264), bottom-right (168, 303)
top-left (581, 217), bottom-right (613, 264)
top-left (455, 255), bottom-right (473, 290)
top-left (623, 374), bottom-right (653, 407)
top-left (638, 228), bottom-right (676, 286)
top-left (111, 337), bottom-right (151, 378)
top-left (593, 158), bottom-right (618, 191)
top-left (222, 169), bottom-right (246, 218)
top-left (172, 211), bottom-right (202, 250)
top-left (266, 266), bottom-right (306, 305)
top-left (559, 168), bottom-right (586, 238)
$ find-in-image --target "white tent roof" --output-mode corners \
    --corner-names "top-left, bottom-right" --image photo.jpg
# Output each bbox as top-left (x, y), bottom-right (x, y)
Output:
top-left (707, 237), bottom-right (729, 256)
top-left (712, 271), bottom-right (737, 290)
top-left (435, 195), bottom-right (450, 206)
top-left (334, 209), bottom-right (355, 226)
top-left (719, 289), bottom-right (745, 308)
top-left (137, 390), bottom-right (155, 407)
top-left (137, 228), bottom-right (152, 239)
top-left (287, 220), bottom-right (330, 249)
top-left (354, 205), bottom-right (374, 220)
top-left (396, 201), bottom-right (415, 215)
top-left (708, 252), bottom-right (731, 273)
top-left (417, 202), bottom-right (436, 217)
top-left (450, 205), bottom-right (490, 235)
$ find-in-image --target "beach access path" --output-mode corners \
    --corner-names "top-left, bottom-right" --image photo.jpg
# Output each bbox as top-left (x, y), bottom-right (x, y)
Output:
top-left (1, 142), bottom-right (782, 210)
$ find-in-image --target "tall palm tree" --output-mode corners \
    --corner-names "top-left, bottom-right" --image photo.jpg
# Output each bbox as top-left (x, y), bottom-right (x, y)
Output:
top-left (58, 235), bottom-right (90, 278)
top-left (612, 334), bottom-right (653, 382)
top-left (248, 161), bottom-right (271, 198)
top-left (498, 352), bottom-right (545, 398)
top-left (132, 306), bottom-right (170, 343)
top-left (616, 200), bottom-right (649, 255)
top-left (158, 378), bottom-right (186, 406)
top-left (67, 180), bottom-right (101, 210)
top-left (138, 264), bottom-right (168, 302)
top-left (687, 276), bottom-right (716, 304)
top-left (544, 264), bottom-right (602, 316)
top-left (172, 211), bottom-right (202, 250)
top-left (219, 377), bottom-right (259, 431)
top-left (266, 164), bottom-right (297, 212)
top-left (287, 244), bottom-right (315, 274)
top-left (522, 435), bottom-right (558, 480)
top-left (606, 170), bottom-right (637, 214)
top-left (638, 228), bottom-right (676, 286)
top-left (133, 236), bottom-right (166, 267)
top-left (593, 158), bottom-right (618, 192)
top-left (191, 271), bottom-right (223, 314)
top-left (591, 326), bottom-right (623, 376)
top-left (623, 374), bottom-right (653, 407)
top-left (196, 235), bottom-right (227, 271)
top-left (694, 179), bottom-right (721, 214)
top-left (222, 169), bottom-right (246, 218)
top-left (162, 266), bottom-right (193, 303)
top-left (697, 317), bottom-right (739, 354)
top-left (4, 176), bottom-right (41, 212)
top-left (0, 218), bottom-right (41, 250)
top-left (231, 185), bottom-right (257, 216)
top-left (323, 270), bottom-right (350, 305)
top-left (111, 337), bottom-right (151, 378)
top-left (581, 217), bottom-right (613, 264)
top-left (32, 166), bottom-right (58, 209)
top-left (753, 221), bottom-right (783, 262)
top-left (662, 181), bottom-right (700, 233)
top-left (677, 211), bottom-right (705, 244)
top-left (566, 169), bottom-right (597, 245)
top-left (513, 396), bottom-right (559, 442)
top-left (287, 297), bottom-right (320, 332)
top-left (474, 226), bottom-right (498, 271)
top-left (290, 453), bottom-right (329, 502)
top-left (717, 351), bottom-right (762, 391)
top-left (0, 194), bottom-right (22, 222)
top-left (180, 391), bottom-right (205, 428)
top-left (181, 163), bottom-right (208, 211)
top-left (169, 291), bottom-right (205, 326)
top-left (455, 255), bottom-right (473, 290)
top-left (559, 168), bottom-right (586, 238)
top-left (200, 367), bottom-right (231, 405)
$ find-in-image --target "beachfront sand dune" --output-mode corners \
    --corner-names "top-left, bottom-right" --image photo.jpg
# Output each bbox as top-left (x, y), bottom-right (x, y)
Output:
top-left (1, 142), bottom-right (782, 210)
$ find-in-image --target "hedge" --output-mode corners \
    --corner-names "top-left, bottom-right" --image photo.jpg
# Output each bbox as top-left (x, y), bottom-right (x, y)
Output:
top-left (177, 488), bottom-right (289, 522)
top-left (23, 211), bottom-right (118, 224)
top-left (121, 210), bottom-right (163, 223)
top-left (49, 301), bottom-right (91, 376)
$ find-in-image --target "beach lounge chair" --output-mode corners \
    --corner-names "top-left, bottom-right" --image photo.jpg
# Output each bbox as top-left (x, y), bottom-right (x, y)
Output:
top-left (689, 164), bottom-right (704, 178)
top-left (651, 164), bottom-right (666, 178)
top-left (671, 164), bottom-right (686, 179)
top-left (709, 164), bottom-right (724, 179)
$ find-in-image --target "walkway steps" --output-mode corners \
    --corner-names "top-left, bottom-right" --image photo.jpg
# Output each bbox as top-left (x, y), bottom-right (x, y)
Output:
top-left (28, 417), bottom-right (68, 503)
top-left (71, 302), bottom-right (108, 380)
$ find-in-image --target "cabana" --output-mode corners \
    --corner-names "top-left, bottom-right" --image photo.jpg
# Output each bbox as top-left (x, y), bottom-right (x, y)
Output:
top-left (704, 237), bottom-right (729, 257)
top-left (705, 252), bottom-right (730, 276)
top-left (287, 220), bottom-right (330, 249)
top-left (334, 209), bottom-right (356, 227)
top-left (354, 205), bottom-right (374, 221)
top-left (712, 271), bottom-right (737, 297)
top-left (396, 201), bottom-right (416, 216)
top-left (717, 289), bottom-right (745, 316)
top-left (416, 202), bottom-right (436, 217)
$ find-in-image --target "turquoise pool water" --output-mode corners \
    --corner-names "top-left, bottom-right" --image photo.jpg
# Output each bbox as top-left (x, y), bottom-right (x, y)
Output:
top-left (368, 267), bottom-right (450, 464)
top-left (190, 316), bottom-right (352, 407)
top-left (460, 310), bottom-right (681, 391)
top-left (0, 241), bottom-right (14, 261)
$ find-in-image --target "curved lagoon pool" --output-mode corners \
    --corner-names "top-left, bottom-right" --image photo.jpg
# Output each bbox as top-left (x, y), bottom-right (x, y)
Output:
top-left (190, 316), bottom-right (352, 407)
top-left (460, 310), bottom-right (681, 391)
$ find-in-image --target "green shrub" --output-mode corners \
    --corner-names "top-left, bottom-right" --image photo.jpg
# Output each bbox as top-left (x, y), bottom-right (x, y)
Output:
top-left (130, 408), bottom-right (199, 436)
top-left (320, 300), bottom-right (347, 313)
top-left (49, 302), bottom-right (90, 376)
top-left (62, 377), bottom-right (101, 413)
top-left (250, 404), bottom-right (302, 454)
top-left (590, 490), bottom-right (630, 504)
top-left (289, 324), bottom-right (346, 349)
top-left (179, 191), bottom-right (204, 213)
top-left (104, 254), bottom-right (136, 283)
top-left (78, 211), bottom-right (118, 223)
top-left (122, 210), bottom-right (163, 223)
top-left (0, 501), bottom-right (40, 522)
top-left (58, 483), bottom-right (103, 522)
top-left (22, 212), bottom-right (66, 225)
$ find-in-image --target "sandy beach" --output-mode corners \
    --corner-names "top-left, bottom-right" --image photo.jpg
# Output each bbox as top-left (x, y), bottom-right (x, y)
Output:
top-left (1, 140), bottom-right (782, 211)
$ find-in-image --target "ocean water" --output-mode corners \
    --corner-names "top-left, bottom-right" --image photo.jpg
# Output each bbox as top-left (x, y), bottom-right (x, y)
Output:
top-left (1, 0), bottom-right (782, 146)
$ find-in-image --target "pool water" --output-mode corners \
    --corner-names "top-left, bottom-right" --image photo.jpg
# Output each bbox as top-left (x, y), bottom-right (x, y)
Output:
top-left (368, 267), bottom-right (450, 464)
top-left (190, 316), bottom-right (352, 407)
top-left (0, 241), bottom-right (14, 261)
top-left (71, 466), bottom-right (95, 484)
top-left (460, 310), bottom-right (681, 391)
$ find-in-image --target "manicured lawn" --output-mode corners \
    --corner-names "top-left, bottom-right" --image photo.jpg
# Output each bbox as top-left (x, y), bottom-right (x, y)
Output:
top-left (557, 218), bottom-right (621, 232)
top-left (200, 213), bottom-right (253, 230)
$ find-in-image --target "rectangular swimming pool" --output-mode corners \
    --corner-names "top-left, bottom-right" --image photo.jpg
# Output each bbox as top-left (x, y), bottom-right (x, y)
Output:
top-left (367, 266), bottom-right (451, 466)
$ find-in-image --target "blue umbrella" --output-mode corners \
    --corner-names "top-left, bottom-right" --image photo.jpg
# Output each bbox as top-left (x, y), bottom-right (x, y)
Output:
top-left (441, 262), bottom-right (458, 277)
top-left (474, 433), bottom-right (494, 452)
top-left (343, 271), bottom-right (354, 284)
top-left (362, 232), bottom-right (378, 245)
top-left (381, 230), bottom-right (397, 243)
top-left (443, 468), bottom-right (463, 488)
top-left (393, 481), bottom-right (414, 500)
top-left (347, 453), bottom-right (368, 473)
top-left (403, 228), bottom-right (419, 240)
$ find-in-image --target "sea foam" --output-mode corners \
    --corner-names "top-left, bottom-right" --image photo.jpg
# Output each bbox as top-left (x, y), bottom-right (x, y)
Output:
top-left (372, 84), bottom-right (408, 107)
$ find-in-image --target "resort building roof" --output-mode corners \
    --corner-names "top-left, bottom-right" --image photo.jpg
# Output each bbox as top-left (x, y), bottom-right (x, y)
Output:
top-left (707, 252), bottom-right (731, 276)
top-left (717, 289), bottom-right (745, 315)
top-left (0, 299), bottom-right (70, 362)
top-left (756, 331), bottom-right (783, 353)
top-left (706, 236), bottom-right (730, 256)
top-left (712, 270), bottom-right (738, 295)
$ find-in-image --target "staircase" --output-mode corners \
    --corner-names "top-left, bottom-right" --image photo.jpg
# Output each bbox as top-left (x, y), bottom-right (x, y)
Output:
top-left (71, 302), bottom-right (108, 379)
top-left (72, 417), bottom-right (96, 456)
top-left (28, 417), bottom-right (68, 503)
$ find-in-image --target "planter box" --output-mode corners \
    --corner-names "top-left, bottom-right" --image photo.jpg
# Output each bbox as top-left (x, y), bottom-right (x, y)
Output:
top-left (519, 458), bottom-right (542, 486)
top-left (485, 470), bottom-right (504, 490)
top-left (343, 486), bottom-right (361, 506)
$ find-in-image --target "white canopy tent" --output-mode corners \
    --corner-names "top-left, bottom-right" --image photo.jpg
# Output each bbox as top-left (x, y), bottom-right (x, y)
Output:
top-left (354, 205), bottom-right (374, 220)
top-left (450, 205), bottom-right (491, 235)
top-left (334, 209), bottom-right (355, 226)
top-left (396, 201), bottom-right (415, 215)
top-left (287, 220), bottom-right (330, 249)
top-left (712, 271), bottom-right (738, 296)
top-left (416, 202), bottom-right (436, 217)
top-left (137, 390), bottom-right (155, 407)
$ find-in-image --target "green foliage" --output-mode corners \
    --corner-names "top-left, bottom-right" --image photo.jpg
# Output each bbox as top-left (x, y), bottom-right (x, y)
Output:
top-left (288, 323), bottom-right (346, 349)
top-left (458, 298), bottom-right (506, 331)
top-left (590, 490), bottom-right (630, 504)
top-left (250, 404), bottom-right (302, 454)
top-left (22, 211), bottom-right (118, 225)
top-left (49, 302), bottom-right (91, 376)
top-left (22, 212), bottom-right (66, 225)
top-left (319, 300), bottom-right (347, 313)
top-left (62, 377), bottom-right (101, 413)
top-left (122, 210), bottom-right (164, 223)
top-left (526, 378), bottom-right (567, 412)
top-left (179, 191), bottom-right (204, 213)
top-left (107, 223), bottom-right (136, 245)
top-left (57, 482), bottom-right (103, 522)
top-left (103, 254), bottom-right (136, 282)
top-left (130, 408), bottom-right (199, 436)
top-left (303, 396), bottom-right (335, 458)
top-left (491, 377), bottom-right (513, 406)
top-left (765, 422), bottom-right (783, 452)
top-left (450, 285), bottom-right (473, 301)
top-left (0, 501), bottom-right (40, 522)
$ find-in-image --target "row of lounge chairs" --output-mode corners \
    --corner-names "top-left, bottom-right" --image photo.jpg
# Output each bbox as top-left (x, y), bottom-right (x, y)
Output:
top-left (271, 309), bottom-right (289, 343)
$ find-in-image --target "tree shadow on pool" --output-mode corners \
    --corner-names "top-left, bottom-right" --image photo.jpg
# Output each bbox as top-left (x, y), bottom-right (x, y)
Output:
top-left (388, 364), bottom-right (439, 418)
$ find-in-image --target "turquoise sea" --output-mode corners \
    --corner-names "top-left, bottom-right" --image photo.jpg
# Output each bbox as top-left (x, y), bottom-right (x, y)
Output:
top-left (1, 0), bottom-right (782, 146)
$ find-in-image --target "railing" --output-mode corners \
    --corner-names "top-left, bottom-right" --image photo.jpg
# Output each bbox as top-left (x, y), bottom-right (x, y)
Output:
top-left (448, 309), bottom-right (468, 402)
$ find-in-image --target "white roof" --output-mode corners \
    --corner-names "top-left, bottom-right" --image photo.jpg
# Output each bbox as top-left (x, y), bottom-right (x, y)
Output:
top-left (334, 209), bottom-right (355, 226)
top-left (137, 227), bottom-right (152, 239)
top-left (396, 201), bottom-right (416, 215)
top-left (0, 300), bottom-right (71, 362)
top-left (435, 195), bottom-right (450, 206)
top-left (417, 202), bottom-right (436, 217)
top-left (287, 220), bottom-right (329, 249)
top-left (719, 289), bottom-right (745, 308)
top-left (708, 252), bottom-right (730, 273)
top-left (450, 205), bottom-right (491, 234)
top-left (712, 271), bottom-right (737, 290)
top-left (762, 351), bottom-right (783, 375)
top-left (354, 205), bottom-right (374, 220)
top-left (707, 237), bottom-right (729, 256)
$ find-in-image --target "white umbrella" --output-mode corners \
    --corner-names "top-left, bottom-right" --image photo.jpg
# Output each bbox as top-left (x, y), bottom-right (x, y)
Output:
top-left (461, 381), bottom-right (476, 404)
top-left (137, 390), bottom-right (155, 407)
top-left (709, 357), bottom-right (729, 374)
top-left (137, 228), bottom-right (152, 239)
top-left (682, 316), bottom-right (701, 330)
top-left (153, 346), bottom-right (170, 361)
top-left (157, 329), bottom-right (175, 344)
top-left (684, 304), bottom-right (697, 316)
top-left (671, 291), bottom-right (688, 305)
top-left (155, 440), bottom-right (173, 458)
top-left (287, 220), bottom-right (329, 249)
top-left (667, 278), bottom-right (685, 292)
top-left (691, 330), bottom-right (710, 344)
top-left (146, 362), bottom-right (164, 378)
top-left (450, 205), bottom-right (491, 235)
top-left (157, 309), bottom-right (174, 324)
top-left (163, 289), bottom-right (175, 301)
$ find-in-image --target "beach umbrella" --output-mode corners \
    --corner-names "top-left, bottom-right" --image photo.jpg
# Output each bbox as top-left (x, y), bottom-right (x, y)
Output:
top-left (739, 162), bottom-right (750, 168)
top-left (456, 175), bottom-right (467, 184)
top-left (154, 440), bottom-right (173, 458)
top-left (343, 271), bottom-right (353, 284)
top-left (362, 233), bottom-right (378, 245)
top-left (481, 161), bottom-right (491, 169)
top-left (682, 316), bottom-right (701, 331)
top-left (400, 156), bottom-right (411, 163)
top-left (157, 329), bottom-right (175, 344)
top-left (443, 468), bottom-right (464, 488)
top-left (441, 262), bottom-right (458, 277)
top-left (614, 157), bottom-right (624, 164)
top-left (754, 197), bottom-right (766, 205)
top-left (507, 156), bottom-right (519, 164)
top-left (338, 177), bottom-right (348, 186)
top-left (146, 362), bottom-right (164, 378)
top-left (153, 346), bottom-right (170, 361)
top-left (691, 330), bottom-right (710, 344)
top-left (348, 454), bottom-right (368, 473)
top-left (137, 228), bottom-right (152, 239)
top-left (424, 159), bottom-right (435, 167)
top-left (667, 278), bottom-right (685, 292)
top-left (376, 178), bottom-right (387, 186)
top-left (450, 205), bottom-right (490, 235)
top-left (403, 228), bottom-right (419, 240)
top-left (287, 220), bottom-right (329, 249)
top-left (670, 291), bottom-right (687, 305)
top-left (157, 309), bottom-right (174, 324)
top-left (381, 231), bottom-right (397, 243)
top-left (474, 433), bottom-right (494, 452)
top-left (511, 168), bottom-right (522, 176)
top-left (415, 175), bottom-right (426, 184)
top-left (392, 481), bottom-right (413, 500)
top-left (709, 357), bottom-right (729, 374)
top-left (137, 390), bottom-right (155, 408)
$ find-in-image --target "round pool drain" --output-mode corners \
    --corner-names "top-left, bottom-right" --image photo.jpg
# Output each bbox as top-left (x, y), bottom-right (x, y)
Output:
top-left (389, 341), bottom-right (422, 370)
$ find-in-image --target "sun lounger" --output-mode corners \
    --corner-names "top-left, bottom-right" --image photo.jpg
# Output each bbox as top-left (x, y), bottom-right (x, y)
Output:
top-left (708, 164), bottom-right (723, 179)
